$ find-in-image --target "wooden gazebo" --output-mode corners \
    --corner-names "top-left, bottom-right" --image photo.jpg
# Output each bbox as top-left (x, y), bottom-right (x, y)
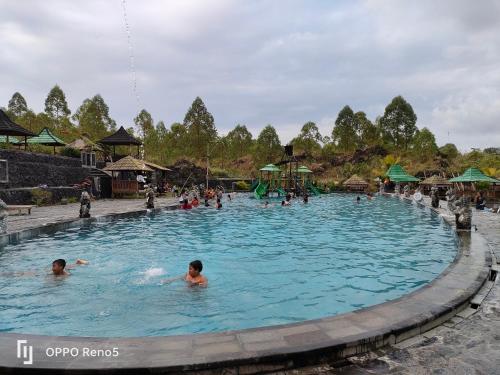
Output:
top-left (343, 174), bottom-right (369, 192)
top-left (98, 126), bottom-right (142, 158)
top-left (0, 109), bottom-right (35, 148)
top-left (103, 156), bottom-right (153, 197)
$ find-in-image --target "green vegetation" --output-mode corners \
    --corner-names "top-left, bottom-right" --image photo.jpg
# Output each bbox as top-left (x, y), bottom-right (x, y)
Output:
top-left (2, 88), bottom-right (499, 185)
top-left (31, 188), bottom-right (53, 206)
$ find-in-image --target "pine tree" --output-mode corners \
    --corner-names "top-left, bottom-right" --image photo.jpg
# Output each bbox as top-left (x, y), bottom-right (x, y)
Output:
top-left (183, 97), bottom-right (217, 159)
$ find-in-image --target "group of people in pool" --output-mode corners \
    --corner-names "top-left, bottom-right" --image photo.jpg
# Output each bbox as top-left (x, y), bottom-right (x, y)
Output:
top-left (356, 192), bottom-right (375, 203)
top-left (262, 191), bottom-right (309, 208)
top-left (179, 188), bottom-right (227, 210)
top-left (50, 259), bottom-right (208, 287)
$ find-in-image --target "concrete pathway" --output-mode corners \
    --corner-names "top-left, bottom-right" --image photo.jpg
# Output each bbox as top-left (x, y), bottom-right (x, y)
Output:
top-left (5, 197), bottom-right (178, 234)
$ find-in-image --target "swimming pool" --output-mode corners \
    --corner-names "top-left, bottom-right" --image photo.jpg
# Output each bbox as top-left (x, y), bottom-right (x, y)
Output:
top-left (0, 194), bottom-right (457, 337)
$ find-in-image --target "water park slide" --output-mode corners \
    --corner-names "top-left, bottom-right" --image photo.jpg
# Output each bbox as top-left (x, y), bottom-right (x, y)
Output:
top-left (306, 181), bottom-right (321, 196)
top-left (276, 187), bottom-right (287, 196)
top-left (254, 183), bottom-right (268, 199)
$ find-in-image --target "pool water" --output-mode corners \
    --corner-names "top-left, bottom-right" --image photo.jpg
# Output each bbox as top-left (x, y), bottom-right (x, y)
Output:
top-left (0, 194), bottom-right (457, 337)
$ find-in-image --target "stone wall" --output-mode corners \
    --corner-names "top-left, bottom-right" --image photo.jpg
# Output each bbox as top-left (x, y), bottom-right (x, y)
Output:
top-left (0, 149), bottom-right (90, 189)
top-left (0, 187), bottom-right (83, 205)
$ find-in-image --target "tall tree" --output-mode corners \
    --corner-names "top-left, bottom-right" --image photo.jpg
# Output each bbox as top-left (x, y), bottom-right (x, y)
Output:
top-left (73, 95), bottom-right (117, 140)
top-left (44, 85), bottom-right (71, 127)
top-left (379, 96), bottom-right (417, 150)
top-left (353, 111), bottom-right (379, 147)
top-left (254, 125), bottom-right (282, 164)
top-left (134, 109), bottom-right (154, 138)
top-left (332, 105), bottom-right (357, 152)
top-left (7, 92), bottom-right (28, 120)
top-left (291, 121), bottom-right (323, 156)
top-left (439, 143), bottom-right (459, 160)
top-left (411, 127), bottom-right (438, 160)
top-left (226, 124), bottom-right (253, 159)
top-left (183, 97), bottom-right (217, 159)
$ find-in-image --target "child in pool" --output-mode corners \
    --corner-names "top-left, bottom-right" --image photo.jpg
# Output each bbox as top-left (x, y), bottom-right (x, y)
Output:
top-left (52, 258), bottom-right (88, 276)
top-left (185, 260), bottom-right (208, 287)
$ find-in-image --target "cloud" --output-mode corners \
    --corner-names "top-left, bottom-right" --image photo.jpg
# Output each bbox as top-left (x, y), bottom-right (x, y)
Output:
top-left (0, 0), bottom-right (499, 149)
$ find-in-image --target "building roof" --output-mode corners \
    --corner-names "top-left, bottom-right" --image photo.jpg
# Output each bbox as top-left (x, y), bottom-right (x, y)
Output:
top-left (449, 168), bottom-right (500, 183)
top-left (98, 126), bottom-right (142, 146)
top-left (67, 136), bottom-right (104, 152)
top-left (0, 109), bottom-right (35, 137)
top-left (343, 174), bottom-right (369, 186)
top-left (0, 135), bottom-right (21, 144)
top-left (144, 161), bottom-right (171, 171)
top-left (386, 164), bottom-right (420, 182)
top-left (420, 175), bottom-right (451, 185)
top-left (296, 165), bottom-right (313, 173)
top-left (27, 127), bottom-right (66, 146)
top-left (103, 155), bottom-right (153, 172)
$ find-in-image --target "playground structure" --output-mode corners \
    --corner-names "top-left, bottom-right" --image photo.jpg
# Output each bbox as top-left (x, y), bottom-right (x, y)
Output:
top-left (253, 145), bottom-right (323, 199)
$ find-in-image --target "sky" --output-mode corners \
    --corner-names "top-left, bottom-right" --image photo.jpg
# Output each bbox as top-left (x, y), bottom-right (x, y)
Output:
top-left (1, 0), bottom-right (499, 150)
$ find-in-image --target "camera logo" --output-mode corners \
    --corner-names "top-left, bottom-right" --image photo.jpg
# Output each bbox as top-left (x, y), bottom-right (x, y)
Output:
top-left (17, 340), bottom-right (33, 365)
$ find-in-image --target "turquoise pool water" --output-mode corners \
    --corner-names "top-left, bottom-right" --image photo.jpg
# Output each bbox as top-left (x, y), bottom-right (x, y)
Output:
top-left (0, 194), bottom-right (457, 337)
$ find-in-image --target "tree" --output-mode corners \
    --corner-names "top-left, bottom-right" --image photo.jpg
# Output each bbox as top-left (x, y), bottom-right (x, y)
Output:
top-left (73, 95), bottom-right (117, 140)
top-left (254, 125), bottom-right (282, 164)
top-left (183, 97), bottom-right (217, 159)
top-left (411, 127), bottom-right (438, 160)
top-left (7, 92), bottom-right (28, 119)
top-left (332, 105), bottom-right (357, 152)
top-left (134, 109), bottom-right (154, 138)
top-left (379, 96), bottom-right (417, 150)
top-left (439, 143), bottom-right (459, 160)
top-left (353, 111), bottom-right (379, 147)
top-left (226, 124), bottom-right (253, 159)
top-left (44, 85), bottom-right (71, 128)
top-left (291, 121), bottom-right (323, 156)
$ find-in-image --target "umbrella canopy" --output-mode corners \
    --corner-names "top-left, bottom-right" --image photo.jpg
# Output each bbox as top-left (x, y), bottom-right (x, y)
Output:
top-left (103, 156), bottom-right (153, 172)
top-left (296, 165), bottom-right (313, 173)
top-left (449, 168), bottom-right (500, 183)
top-left (343, 174), bottom-right (369, 186)
top-left (98, 126), bottom-right (142, 146)
top-left (0, 109), bottom-right (35, 137)
top-left (259, 164), bottom-right (281, 172)
top-left (0, 135), bottom-right (20, 144)
top-left (27, 127), bottom-right (66, 146)
top-left (386, 164), bottom-right (420, 182)
top-left (420, 175), bottom-right (451, 186)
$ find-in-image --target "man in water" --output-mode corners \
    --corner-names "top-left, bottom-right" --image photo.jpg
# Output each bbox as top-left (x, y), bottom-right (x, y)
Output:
top-left (216, 198), bottom-right (222, 209)
top-left (52, 258), bottom-right (88, 276)
top-left (356, 196), bottom-right (361, 203)
top-left (281, 200), bottom-right (291, 206)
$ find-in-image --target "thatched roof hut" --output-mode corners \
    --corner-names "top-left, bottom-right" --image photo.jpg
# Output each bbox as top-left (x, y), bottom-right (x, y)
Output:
top-left (343, 174), bottom-right (369, 191)
top-left (420, 175), bottom-right (451, 186)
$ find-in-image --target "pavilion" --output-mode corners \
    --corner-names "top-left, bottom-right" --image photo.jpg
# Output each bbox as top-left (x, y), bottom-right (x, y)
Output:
top-left (27, 127), bottom-right (66, 154)
top-left (103, 155), bottom-right (153, 197)
top-left (0, 109), bottom-right (35, 148)
top-left (343, 174), bottom-right (369, 192)
top-left (98, 126), bottom-right (142, 158)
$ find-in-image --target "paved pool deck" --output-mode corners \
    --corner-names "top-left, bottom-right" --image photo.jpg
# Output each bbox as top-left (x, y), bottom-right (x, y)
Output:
top-left (0, 194), bottom-right (496, 374)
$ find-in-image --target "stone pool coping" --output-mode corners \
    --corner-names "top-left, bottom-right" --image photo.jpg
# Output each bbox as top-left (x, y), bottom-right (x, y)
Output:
top-left (0, 195), bottom-right (492, 374)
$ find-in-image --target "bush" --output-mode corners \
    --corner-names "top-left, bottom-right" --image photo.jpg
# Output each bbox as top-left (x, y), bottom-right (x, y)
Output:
top-left (31, 188), bottom-right (53, 206)
top-left (60, 147), bottom-right (81, 158)
top-left (234, 181), bottom-right (250, 190)
top-left (475, 181), bottom-right (491, 191)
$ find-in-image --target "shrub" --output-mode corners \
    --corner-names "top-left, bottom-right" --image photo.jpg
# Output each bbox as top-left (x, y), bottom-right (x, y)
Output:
top-left (32, 188), bottom-right (53, 206)
top-left (60, 147), bottom-right (81, 158)
top-left (475, 181), bottom-right (491, 191)
top-left (235, 181), bottom-right (250, 190)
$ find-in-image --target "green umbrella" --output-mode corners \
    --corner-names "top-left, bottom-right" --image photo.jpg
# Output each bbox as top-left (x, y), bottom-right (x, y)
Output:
top-left (259, 164), bottom-right (281, 172)
top-left (386, 164), bottom-right (420, 182)
top-left (296, 165), bottom-right (313, 173)
top-left (449, 168), bottom-right (500, 183)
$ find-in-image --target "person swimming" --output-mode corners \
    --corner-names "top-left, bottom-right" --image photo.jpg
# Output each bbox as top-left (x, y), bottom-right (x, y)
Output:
top-left (281, 200), bottom-right (290, 206)
top-left (181, 199), bottom-right (192, 210)
top-left (191, 196), bottom-right (199, 207)
top-left (216, 198), bottom-right (222, 209)
top-left (185, 260), bottom-right (208, 287)
top-left (262, 201), bottom-right (270, 208)
top-left (356, 196), bottom-right (361, 203)
top-left (52, 258), bottom-right (88, 276)
top-left (227, 194), bottom-right (232, 201)
top-left (303, 193), bottom-right (309, 203)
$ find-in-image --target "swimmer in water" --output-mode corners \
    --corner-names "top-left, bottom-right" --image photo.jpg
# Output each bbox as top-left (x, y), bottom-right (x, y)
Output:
top-left (262, 201), bottom-right (270, 208)
top-left (356, 196), bottom-right (361, 203)
top-left (281, 200), bottom-right (290, 206)
top-left (52, 258), bottom-right (88, 276)
top-left (160, 260), bottom-right (208, 287)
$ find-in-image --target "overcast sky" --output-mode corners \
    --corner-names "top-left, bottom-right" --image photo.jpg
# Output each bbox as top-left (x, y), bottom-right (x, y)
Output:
top-left (1, 0), bottom-right (499, 150)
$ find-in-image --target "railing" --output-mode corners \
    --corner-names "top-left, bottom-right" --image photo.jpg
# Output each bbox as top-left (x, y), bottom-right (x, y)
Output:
top-left (112, 180), bottom-right (138, 195)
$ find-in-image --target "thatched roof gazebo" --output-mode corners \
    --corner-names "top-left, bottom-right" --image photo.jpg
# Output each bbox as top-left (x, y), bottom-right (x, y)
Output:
top-left (420, 175), bottom-right (452, 186)
top-left (0, 109), bottom-right (35, 147)
top-left (103, 155), bottom-right (153, 196)
top-left (67, 135), bottom-right (104, 152)
top-left (27, 127), bottom-right (66, 154)
top-left (343, 174), bottom-right (369, 191)
top-left (98, 126), bottom-right (142, 157)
